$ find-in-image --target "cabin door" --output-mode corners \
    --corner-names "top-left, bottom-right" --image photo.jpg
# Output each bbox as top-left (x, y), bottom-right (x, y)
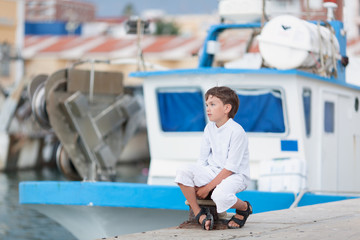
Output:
top-left (321, 92), bottom-right (338, 191)
top-left (337, 95), bottom-right (355, 191)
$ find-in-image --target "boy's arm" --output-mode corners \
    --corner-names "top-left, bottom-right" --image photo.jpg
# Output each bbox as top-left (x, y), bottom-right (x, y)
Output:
top-left (196, 168), bottom-right (233, 199)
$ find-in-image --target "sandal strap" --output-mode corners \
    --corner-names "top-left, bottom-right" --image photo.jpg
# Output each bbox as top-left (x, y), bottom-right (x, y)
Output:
top-left (235, 201), bottom-right (252, 217)
top-left (201, 210), bottom-right (214, 230)
top-left (228, 201), bottom-right (252, 229)
top-left (245, 201), bottom-right (253, 214)
top-left (228, 215), bottom-right (245, 227)
top-left (195, 207), bottom-right (207, 223)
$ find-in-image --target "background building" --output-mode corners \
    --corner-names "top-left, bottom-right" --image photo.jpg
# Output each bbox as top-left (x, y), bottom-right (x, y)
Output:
top-left (18, 0), bottom-right (360, 87)
top-left (25, 0), bottom-right (96, 35)
top-left (25, 0), bottom-right (95, 22)
top-left (0, 0), bottom-right (24, 87)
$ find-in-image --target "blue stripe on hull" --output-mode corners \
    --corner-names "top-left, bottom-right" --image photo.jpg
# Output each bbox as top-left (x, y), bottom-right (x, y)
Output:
top-left (19, 182), bottom-right (357, 214)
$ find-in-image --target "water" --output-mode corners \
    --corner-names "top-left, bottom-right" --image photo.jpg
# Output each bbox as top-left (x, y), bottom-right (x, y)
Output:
top-left (0, 165), bottom-right (149, 240)
top-left (0, 168), bottom-right (77, 240)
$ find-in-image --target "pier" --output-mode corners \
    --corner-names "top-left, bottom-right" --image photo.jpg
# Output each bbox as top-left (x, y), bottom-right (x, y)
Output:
top-left (99, 198), bottom-right (360, 240)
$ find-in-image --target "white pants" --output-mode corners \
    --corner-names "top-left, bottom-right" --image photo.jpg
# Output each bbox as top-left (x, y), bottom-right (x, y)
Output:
top-left (174, 163), bottom-right (247, 213)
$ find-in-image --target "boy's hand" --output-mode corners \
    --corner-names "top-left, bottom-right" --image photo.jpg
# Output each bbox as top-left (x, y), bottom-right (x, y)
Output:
top-left (196, 185), bottom-right (211, 199)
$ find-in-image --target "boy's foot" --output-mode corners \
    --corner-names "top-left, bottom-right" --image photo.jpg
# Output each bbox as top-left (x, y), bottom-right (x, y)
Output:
top-left (227, 213), bottom-right (244, 228)
top-left (228, 201), bottom-right (252, 229)
top-left (195, 208), bottom-right (214, 230)
top-left (199, 214), bottom-right (211, 230)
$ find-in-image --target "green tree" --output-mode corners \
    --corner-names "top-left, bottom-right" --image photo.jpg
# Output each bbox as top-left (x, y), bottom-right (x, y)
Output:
top-left (154, 20), bottom-right (179, 35)
top-left (122, 3), bottom-right (136, 16)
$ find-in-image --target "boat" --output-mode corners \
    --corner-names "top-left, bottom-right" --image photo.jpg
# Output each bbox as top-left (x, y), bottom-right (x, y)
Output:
top-left (19, 181), bottom-right (356, 240)
top-left (19, 0), bottom-right (360, 239)
top-left (132, 5), bottom-right (360, 194)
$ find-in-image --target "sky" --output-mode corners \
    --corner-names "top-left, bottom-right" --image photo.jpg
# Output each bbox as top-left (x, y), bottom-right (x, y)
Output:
top-left (81, 0), bottom-right (219, 17)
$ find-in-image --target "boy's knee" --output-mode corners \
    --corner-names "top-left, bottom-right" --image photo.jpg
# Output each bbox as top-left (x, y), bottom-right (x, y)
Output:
top-left (211, 187), bottom-right (228, 202)
top-left (211, 187), bottom-right (238, 213)
top-left (176, 166), bottom-right (191, 179)
top-left (176, 163), bottom-right (200, 179)
top-left (211, 186), bottom-right (238, 202)
top-left (175, 165), bottom-right (195, 186)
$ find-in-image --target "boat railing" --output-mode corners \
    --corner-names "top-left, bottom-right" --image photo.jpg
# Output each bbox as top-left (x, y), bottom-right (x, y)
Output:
top-left (289, 188), bottom-right (308, 209)
top-left (290, 188), bottom-right (360, 209)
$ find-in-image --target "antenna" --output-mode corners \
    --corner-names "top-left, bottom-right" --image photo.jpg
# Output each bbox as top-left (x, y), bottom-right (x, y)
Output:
top-left (126, 16), bottom-right (150, 71)
top-left (323, 0), bottom-right (338, 21)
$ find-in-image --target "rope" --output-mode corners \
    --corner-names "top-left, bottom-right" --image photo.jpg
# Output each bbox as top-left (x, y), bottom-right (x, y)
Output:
top-left (316, 21), bottom-right (326, 76)
top-left (326, 21), bottom-right (338, 78)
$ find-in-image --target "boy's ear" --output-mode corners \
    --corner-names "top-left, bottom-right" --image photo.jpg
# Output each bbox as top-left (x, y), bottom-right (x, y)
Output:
top-left (225, 104), bottom-right (232, 114)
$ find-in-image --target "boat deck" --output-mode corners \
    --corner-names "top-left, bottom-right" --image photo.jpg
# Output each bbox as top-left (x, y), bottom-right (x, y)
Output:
top-left (99, 197), bottom-right (360, 240)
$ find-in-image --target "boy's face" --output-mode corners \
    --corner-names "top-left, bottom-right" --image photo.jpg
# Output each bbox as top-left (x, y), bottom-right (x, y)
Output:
top-left (205, 95), bottom-right (231, 127)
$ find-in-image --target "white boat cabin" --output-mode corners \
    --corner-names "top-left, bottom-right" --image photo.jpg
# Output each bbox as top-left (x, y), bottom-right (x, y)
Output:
top-left (131, 17), bottom-right (360, 193)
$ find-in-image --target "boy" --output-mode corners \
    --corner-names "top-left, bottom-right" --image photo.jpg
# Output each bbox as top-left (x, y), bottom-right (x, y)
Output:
top-left (175, 86), bottom-right (252, 230)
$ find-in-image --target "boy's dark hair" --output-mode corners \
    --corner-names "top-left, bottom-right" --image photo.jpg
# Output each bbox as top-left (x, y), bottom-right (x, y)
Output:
top-left (205, 86), bottom-right (240, 118)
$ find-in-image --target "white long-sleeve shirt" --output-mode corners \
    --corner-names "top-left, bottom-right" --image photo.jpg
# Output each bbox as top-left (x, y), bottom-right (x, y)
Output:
top-left (198, 118), bottom-right (250, 181)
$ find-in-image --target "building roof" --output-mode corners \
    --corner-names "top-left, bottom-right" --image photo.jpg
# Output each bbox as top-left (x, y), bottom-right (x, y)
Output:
top-left (23, 35), bottom-right (205, 60)
top-left (22, 34), bottom-right (256, 61)
top-left (23, 34), bottom-right (360, 61)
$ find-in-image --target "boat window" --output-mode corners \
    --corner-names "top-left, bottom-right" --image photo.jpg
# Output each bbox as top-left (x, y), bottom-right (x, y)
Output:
top-left (234, 89), bottom-right (286, 133)
top-left (303, 89), bottom-right (311, 137)
top-left (324, 101), bottom-right (335, 133)
top-left (157, 88), bottom-right (206, 132)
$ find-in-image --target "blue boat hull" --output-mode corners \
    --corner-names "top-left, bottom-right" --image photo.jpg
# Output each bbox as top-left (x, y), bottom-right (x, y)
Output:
top-left (19, 181), bottom-right (356, 213)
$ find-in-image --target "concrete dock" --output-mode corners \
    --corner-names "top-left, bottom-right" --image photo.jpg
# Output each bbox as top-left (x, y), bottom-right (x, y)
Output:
top-left (100, 198), bottom-right (360, 240)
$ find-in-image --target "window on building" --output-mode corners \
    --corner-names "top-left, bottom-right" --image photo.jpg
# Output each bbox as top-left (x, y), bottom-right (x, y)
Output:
top-left (157, 87), bottom-right (206, 132)
top-left (324, 101), bottom-right (335, 133)
top-left (234, 88), bottom-right (286, 133)
top-left (303, 88), bottom-right (311, 137)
